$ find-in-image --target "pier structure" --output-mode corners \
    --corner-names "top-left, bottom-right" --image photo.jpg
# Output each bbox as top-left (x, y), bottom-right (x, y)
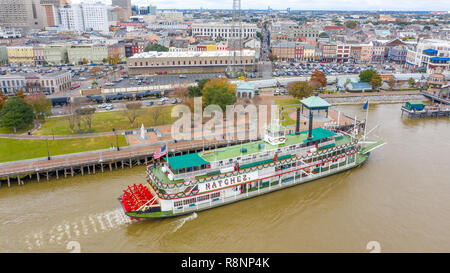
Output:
top-left (401, 103), bottom-right (450, 118)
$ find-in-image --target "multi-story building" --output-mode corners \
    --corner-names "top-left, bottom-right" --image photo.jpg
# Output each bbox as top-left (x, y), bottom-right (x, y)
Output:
top-left (271, 40), bottom-right (295, 62)
top-left (80, 2), bottom-right (109, 32)
top-left (0, 74), bottom-right (27, 94)
top-left (59, 3), bottom-right (109, 33)
top-left (360, 44), bottom-right (373, 63)
top-left (112, 0), bottom-right (132, 19)
top-left (192, 23), bottom-right (258, 39)
top-left (40, 71), bottom-right (72, 93)
top-left (0, 71), bottom-right (71, 94)
top-left (40, 0), bottom-right (67, 26)
top-left (127, 50), bottom-right (256, 75)
top-left (406, 39), bottom-right (450, 73)
top-left (336, 43), bottom-right (351, 63)
top-left (0, 46), bottom-right (8, 65)
top-left (67, 44), bottom-right (108, 64)
top-left (33, 47), bottom-right (45, 65)
top-left (371, 41), bottom-right (386, 63)
top-left (108, 43), bottom-right (125, 61)
top-left (0, 0), bottom-right (46, 30)
top-left (7, 46), bottom-right (35, 66)
top-left (43, 44), bottom-right (68, 65)
top-left (388, 46), bottom-right (408, 64)
top-left (321, 44), bottom-right (337, 62)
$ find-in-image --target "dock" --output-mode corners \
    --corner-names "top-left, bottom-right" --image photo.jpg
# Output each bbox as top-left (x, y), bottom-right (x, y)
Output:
top-left (401, 105), bottom-right (450, 118)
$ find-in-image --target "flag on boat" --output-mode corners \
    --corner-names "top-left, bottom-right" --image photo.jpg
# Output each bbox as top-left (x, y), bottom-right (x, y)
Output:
top-left (154, 144), bottom-right (167, 159)
top-left (363, 100), bottom-right (369, 110)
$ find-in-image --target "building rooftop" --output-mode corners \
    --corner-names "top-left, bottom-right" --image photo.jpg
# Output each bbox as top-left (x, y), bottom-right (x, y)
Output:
top-left (129, 49), bottom-right (255, 59)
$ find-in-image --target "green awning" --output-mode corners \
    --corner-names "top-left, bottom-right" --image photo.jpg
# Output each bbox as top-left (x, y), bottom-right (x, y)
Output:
top-left (168, 153), bottom-right (210, 170)
top-left (300, 94), bottom-right (331, 110)
top-left (301, 127), bottom-right (336, 142)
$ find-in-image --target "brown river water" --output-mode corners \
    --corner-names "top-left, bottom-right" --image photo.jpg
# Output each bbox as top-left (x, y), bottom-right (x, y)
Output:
top-left (0, 103), bottom-right (449, 253)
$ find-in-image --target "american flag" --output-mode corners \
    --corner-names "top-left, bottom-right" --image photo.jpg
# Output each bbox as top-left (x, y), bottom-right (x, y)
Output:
top-left (154, 145), bottom-right (167, 159)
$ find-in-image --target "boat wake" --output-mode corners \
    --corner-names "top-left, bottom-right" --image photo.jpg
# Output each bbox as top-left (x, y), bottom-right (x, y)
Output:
top-left (23, 208), bottom-right (133, 251)
top-left (172, 212), bottom-right (198, 233)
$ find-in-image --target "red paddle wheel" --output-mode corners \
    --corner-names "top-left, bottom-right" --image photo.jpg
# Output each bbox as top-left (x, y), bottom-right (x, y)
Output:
top-left (120, 184), bottom-right (156, 219)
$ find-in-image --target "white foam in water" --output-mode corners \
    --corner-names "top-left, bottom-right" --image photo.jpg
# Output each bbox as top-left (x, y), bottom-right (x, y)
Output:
top-left (24, 208), bottom-right (133, 251)
top-left (172, 212), bottom-right (198, 233)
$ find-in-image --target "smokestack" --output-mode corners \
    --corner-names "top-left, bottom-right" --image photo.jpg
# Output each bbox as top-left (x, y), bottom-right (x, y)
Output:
top-left (295, 107), bottom-right (300, 135)
top-left (307, 110), bottom-right (313, 141)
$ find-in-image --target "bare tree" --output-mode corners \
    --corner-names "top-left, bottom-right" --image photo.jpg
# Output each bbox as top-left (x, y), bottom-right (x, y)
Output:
top-left (123, 102), bottom-right (142, 128)
top-left (75, 107), bottom-right (96, 132)
top-left (149, 106), bottom-right (164, 126)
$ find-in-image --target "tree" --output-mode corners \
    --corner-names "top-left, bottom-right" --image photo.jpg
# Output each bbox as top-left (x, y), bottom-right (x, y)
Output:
top-left (370, 73), bottom-right (382, 91)
top-left (201, 79), bottom-right (237, 110)
top-left (0, 90), bottom-right (7, 111)
top-left (75, 107), bottom-right (96, 132)
top-left (359, 69), bottom-right (376, 82)
top-left (388, 78), bottom-right (396, 90)
top-left (24, 92), bottom-right (52, 120)
top-left (408, 77), bottom-right (416, 88)
top-left (345, 20), bottom-right (358, 29)
top-left (15, 89), bottom-right (26, 99)
top-left (64, 104), bottom-right (79, 134)
top-left (288, 81), bottom-right (313, 99)
top-left (268, 54), bottom-right (277, 62)
top-left (144, 44), bottom-right (169, 52)
top-left (344, 78), bottom-right (352, 90)
top-left (149, 106), bottom-right (165, 126)
top-left (309, 70), bottom-right (327, 90)
top-left (187, 78), bottom-right (210, 97)
top-left (123, 102), bottom-right (142, 128)
top-left (0, 96), bottom-right (34, 133)
top-left (319, 32), bottom-right (329, 38)
top-left (82, 58), bottom-right (89, 65)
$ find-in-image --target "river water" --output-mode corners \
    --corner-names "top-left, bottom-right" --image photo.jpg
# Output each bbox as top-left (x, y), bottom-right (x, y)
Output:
top-left (1, 103), bottom-right (449, 253)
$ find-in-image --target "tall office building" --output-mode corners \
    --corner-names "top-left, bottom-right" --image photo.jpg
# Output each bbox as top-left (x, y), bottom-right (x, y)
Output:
top-left (0, 0), bottom-right (46, 30)
top-left (40, 0), bottom-right (70, 26)
top-left (59, 3), bottom-right (109, 33)
top-left (112, 0), bottom-right (132, 19)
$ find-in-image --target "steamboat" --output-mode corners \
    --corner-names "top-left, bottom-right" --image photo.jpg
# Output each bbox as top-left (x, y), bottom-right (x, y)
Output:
top-left (119, 103), bottom-right (385, 219)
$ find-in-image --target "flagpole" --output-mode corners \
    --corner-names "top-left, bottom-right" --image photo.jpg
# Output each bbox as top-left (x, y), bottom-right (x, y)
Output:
top-left (364, 102), bottom-right (369, 141)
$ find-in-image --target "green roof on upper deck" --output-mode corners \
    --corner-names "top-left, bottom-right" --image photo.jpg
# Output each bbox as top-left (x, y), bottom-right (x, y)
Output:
top-left (168, 153), bottom-right (210, 170)
top-left (300, 127), bottom-right (336, 142)
top-left (300, 94), bottom-right (331, 109)
top-left (198, 128), bottom-right (338, 162)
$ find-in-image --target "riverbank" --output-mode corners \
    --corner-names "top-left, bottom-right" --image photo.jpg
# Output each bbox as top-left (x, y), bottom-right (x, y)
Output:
top-left (320, 91), bottom-right (426, 105)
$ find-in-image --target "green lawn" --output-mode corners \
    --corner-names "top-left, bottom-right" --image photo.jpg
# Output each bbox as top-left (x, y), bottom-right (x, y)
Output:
top-left (0, 124), bottom-right (34, 135)
top-left (274, 98), bottom-right (300, 107)
top-left (35, 106), bottom-right (176, 135)
top-left (0, 135), bottom-right (128, 163)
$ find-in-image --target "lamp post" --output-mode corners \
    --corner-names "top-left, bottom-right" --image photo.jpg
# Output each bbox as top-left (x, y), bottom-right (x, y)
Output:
top-left (46, 139), bottom-right (51, 160)
top-left (112, 128), bottom-right (119, 151)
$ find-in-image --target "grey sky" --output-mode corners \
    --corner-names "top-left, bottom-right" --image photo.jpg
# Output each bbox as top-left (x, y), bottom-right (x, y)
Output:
top-left (71, 0), bottom-right (449, 11)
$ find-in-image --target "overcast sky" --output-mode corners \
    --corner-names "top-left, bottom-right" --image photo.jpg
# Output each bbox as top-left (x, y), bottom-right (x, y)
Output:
top-left (71, 0), bottom-right (449, 11)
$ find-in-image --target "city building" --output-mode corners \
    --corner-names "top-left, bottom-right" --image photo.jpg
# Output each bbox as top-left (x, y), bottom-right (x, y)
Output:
top-left (7, 46), bottom-right (35, 66)
top-left (0, 0), bottom-right (46, 30)
top-left (43, 44), bottom-right (68, 65)
top-left (39, 71), bottom-right (72, 93)
top-left (59, 3), bottom-right (109, 33)
top-left (67, 44), bottom-right (108, 64)
top-left (405, 39), bottom-right (450, 73)
top-left (0, 74), bottom-right (28, 94)
top-left (127, 50), bottom-right (256, 75)
top-left (336, 43), bottom-right (351, 63)
top-left (192, 23), bottom-right (258, 39)
top-left (112, 0), bottom-right (132, 19)
top-left (388, 45), bottom-right (408, 64)
top-left (321, 44), bottom-right (337, 62)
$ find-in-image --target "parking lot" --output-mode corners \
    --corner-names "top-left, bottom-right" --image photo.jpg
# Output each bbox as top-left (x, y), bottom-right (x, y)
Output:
top-left (271, 62), bottom-right (392, 77)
